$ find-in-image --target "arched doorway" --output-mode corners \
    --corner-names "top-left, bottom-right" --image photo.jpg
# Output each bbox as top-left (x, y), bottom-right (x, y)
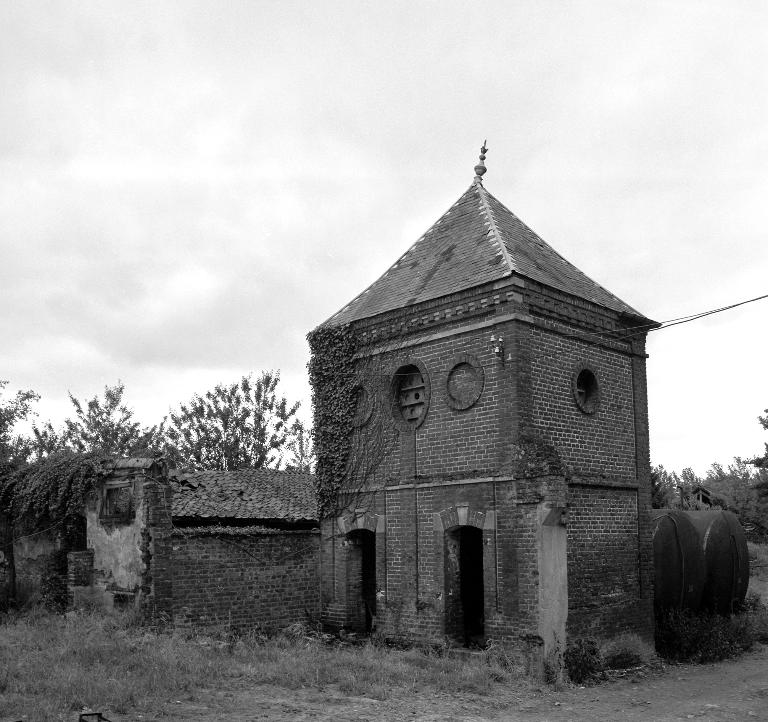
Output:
top-left (346, 529), bottom-right (376, 633)
top-left (444, 525), bottom-right (485, 646)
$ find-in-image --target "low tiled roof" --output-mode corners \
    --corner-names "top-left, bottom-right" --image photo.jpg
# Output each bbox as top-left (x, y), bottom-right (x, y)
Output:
top-left (107, 457), bottom-right (167, 472)
top-left (323, 181), bottom-right (649, 326)
top-left (169, 468), bottom-right (317, 523)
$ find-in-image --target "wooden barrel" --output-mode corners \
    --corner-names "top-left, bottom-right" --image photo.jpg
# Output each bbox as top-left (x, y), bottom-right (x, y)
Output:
top-left (685, 510), bottom-right (750, 614)
top-left (650, 509), bottom-right (706, 613)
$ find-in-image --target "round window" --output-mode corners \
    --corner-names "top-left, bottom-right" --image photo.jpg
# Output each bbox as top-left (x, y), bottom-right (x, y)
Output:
top-left (573, 366), bottom-right (600, 414)
top-left (352, 385), bottom-right (373, 427)
top-left (445, 353), bottom-right (485, 410)
top-left (391, 363), bottom-right (430, 428)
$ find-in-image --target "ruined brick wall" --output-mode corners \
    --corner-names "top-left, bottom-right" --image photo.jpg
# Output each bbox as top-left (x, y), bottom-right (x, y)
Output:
top-left (142, 479), bottom-right (173, 619)
top-left (565, 486), bottom-right (645, 637)
top-left (320, 276), bottom-right (653, 648)
top-left (409, 332), bottom-right (501, 478)
top-left (8, 529), bottom-right (57, 605)
top-left (523, 289), bottom-right (654, 642)
top-left (528, 326), bottom-right (636, 478)
top-left (322, 477), bottom-right (564, 650)
top-left (351, 327), bottom-right (506, 486)
top-left (171, 528), bottom-right (320, 630)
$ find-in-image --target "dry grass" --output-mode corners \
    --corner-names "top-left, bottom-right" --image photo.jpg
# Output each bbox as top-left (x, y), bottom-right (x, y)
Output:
top-left (0, 610), bottom-right (529, 721)
top-left (748, 542), bottom-right (768, 604)
top-left (600, 633), bottom-right (657, 670)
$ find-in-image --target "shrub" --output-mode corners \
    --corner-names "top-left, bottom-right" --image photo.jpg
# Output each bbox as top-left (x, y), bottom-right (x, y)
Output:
top-left (564, 637), bottom-right (603, 684)
top-left (655, 609), bottom-right (753, 663)
top-left (747, 606), bottom-right (768, 643)
top-left (484, 639), bottom-right (524, 679)
top-left (39, 549), bottom-right (68, 613)
top-left (600, 633), bottom-right (656, 669)
top-left (747, 541), bottom-right (768, 568)
top-left (736, 591), bottom-right (764, 614)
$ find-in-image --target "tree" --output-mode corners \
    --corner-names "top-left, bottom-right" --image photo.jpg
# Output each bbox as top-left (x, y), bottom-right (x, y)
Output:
top-left (651, 464), bottom-right (681, 508)
top-left (748, 409), bottom-right (768, 510)
top-left (161, 371), bottom-right (300, 471)
top-left (284, 420), bottom-right (314, 473)
top-left (706, 457), bottom-right (768, 536)
top-left (0, 380), bottom-right (39, 474)
top-left (31, 381), bottom-right (158, 458)
top-left (751, 409), bottom-right (768, 469)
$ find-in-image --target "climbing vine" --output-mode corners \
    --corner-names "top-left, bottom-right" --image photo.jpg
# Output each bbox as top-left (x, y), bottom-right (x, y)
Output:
top-left (307, 324), bottom-right (359, 516)
top-left (0, 451), bottom-right (108, 532)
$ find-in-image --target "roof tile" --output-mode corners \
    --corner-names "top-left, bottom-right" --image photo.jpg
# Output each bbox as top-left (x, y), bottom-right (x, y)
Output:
top-left (324, 181), bottom-right (647, 326)
top-left (169, 468), bottom-right (317, 522)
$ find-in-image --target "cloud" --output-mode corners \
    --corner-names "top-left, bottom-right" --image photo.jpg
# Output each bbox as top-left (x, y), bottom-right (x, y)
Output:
top-left (1, 1), bottom-right (767, 472)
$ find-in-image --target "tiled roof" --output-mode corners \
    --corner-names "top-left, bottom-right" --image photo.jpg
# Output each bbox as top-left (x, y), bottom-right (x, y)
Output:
top-left (324, 181), bottom-right (646, 326)
top-left (169, 468), bottom-right (317, 522)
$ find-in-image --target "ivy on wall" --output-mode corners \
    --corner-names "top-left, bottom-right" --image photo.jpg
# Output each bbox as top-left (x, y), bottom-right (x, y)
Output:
top-left (0, 451), bottom-right (107, 532)
top-left (307, 324), bottom-right (358, 517)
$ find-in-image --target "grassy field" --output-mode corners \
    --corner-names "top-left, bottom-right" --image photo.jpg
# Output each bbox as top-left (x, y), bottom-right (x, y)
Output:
top-left (2, 543), bottom-right (767, 722)
top-left (748, 541), bottom-right (768, 601)
top-left (0, 610), bottom-right (531, 722)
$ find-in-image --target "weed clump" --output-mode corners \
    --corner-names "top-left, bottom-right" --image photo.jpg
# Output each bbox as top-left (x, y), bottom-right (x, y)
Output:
top-left (600, 633), bottom-right (656, 670)
top-left (655, 609), bottom-right (753, 663)
top-left (564, 637), bottom-right (603, 684)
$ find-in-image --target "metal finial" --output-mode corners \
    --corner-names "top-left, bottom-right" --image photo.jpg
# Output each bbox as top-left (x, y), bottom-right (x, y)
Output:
top-left (474, 140), bottom-right (488, 182)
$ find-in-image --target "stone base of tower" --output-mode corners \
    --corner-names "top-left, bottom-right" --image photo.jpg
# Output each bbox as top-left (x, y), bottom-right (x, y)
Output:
top-left (319, 475), bottom-right (576, 679)
top-left (319, 476), bottom-right (653, 680)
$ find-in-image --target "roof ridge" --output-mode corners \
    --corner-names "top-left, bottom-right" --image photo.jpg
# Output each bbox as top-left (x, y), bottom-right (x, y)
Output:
top-left (485, 190), bottom-right (642, 314)
top-left (320, 185), bottom-right (477, 327)
top-left (476, 181), bottom-right (515, 276)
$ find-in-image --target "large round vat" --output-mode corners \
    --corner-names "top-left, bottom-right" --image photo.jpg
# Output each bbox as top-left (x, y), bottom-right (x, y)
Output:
top-left (650, 509), bottom-right (706, 613)
top-left (685, 510), bottom-right (749, 614)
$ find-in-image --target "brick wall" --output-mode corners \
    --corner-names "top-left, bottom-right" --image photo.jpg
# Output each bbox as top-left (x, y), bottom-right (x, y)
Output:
top-left (566, 485), bottom-right (650, 637)
top-left (322, 478), bottom-right (559, 647)
top-left (350, 327), bottom-right (506, 486)
top-left (142, 480), bottom-right (174, 619)
top-left (318, 274), bottom-right (655, 653)
top-left (171, 528), bottom-right (320, 630)
top-left (529, 325), bottom-right (636, 479)
top-left (8, 528), bottom-right (57, 605)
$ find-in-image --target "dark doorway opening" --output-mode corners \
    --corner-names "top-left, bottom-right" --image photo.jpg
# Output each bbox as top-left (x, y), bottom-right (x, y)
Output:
top-left (346, 529), bottom-right (376, 633)
top-left (445, 526), bottom-right (485, 646)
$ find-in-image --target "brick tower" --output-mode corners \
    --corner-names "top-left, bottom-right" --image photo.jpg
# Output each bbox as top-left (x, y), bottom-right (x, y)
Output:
top-left (310, 145), bottom-right (657, 671)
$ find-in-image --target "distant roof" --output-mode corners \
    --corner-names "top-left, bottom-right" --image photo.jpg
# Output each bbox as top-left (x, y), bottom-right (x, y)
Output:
top-left (170, 468), bottom-right (317, 523)
top-left (324, 180), bottom-right (649, 326)
top-left (107, 457), bottom-right (167, 472)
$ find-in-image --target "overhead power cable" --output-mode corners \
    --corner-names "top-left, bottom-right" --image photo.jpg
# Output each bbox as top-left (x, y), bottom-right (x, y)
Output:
top-left (331, 289), bottom-right (768, 372)
top-left (650, 292), bottom-right (768, 333)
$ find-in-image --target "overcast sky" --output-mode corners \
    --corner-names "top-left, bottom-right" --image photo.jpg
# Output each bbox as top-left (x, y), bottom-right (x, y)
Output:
top-left (1, 1), bottom-right (767, 475)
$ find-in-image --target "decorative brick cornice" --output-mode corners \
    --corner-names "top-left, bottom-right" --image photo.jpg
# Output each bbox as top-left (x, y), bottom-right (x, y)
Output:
top-left (350, 274), bottom-right (646, 358)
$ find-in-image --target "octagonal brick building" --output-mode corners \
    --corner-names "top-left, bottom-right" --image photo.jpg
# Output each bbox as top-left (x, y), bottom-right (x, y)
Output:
top-left (310, 149), bottom-right (658, 669)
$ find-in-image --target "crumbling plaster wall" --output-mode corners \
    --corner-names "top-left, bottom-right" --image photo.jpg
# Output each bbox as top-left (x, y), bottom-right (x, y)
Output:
top-left (10, 530), bottom-right (56, 604)
top-left (85, 491), bottom-right (145, 593)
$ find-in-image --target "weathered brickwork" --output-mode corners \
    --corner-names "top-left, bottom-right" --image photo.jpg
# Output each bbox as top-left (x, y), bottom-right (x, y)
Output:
top-left (566, 486), bottom-right (648, 638)
top-left (323, 476), bottom-right (566, 651)
top-left (349, 327), bottom-right (505, 487)
top-left (529, 325), bottom-right (636, 479)
top-left (171, 529), bottom-right (320, 630)
top-left (56, 462), bottom-right (321, 632)
top-left (320, 272), bottom-right (655, 659)
top-left (2, 528), bottom-right (57, 605)
top-left (142, 479), bottom-right (174, 619)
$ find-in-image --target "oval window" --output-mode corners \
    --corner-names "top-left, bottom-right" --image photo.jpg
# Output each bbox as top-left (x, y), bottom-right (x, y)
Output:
top-left (574, 367), bottom-right (600, 414)
top-left (391, 363), bottom-right (430, 428)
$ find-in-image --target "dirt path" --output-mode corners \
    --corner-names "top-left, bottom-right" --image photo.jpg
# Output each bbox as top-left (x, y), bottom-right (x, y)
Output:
top-left (127, 643), bottom-right (768, 721)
